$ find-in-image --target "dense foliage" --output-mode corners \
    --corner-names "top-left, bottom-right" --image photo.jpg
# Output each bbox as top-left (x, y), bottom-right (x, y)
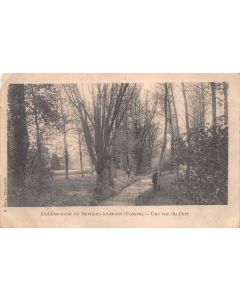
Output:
top-left (187, 120), bottom-right (228, 204)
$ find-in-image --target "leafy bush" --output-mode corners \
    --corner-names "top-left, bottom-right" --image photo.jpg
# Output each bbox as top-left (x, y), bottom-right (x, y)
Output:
top-left (185, 119), bottom-right (228, 204)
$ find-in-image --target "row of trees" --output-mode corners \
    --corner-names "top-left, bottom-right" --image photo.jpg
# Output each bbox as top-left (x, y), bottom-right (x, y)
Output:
top-left (8, 83), bottom-right (158, 203)
top-left (8, 81), bottom-right (228, 205)
top-left (64, 83), bottom-right (160, 194)
top-left (154, 82), bottom-right (228, 203)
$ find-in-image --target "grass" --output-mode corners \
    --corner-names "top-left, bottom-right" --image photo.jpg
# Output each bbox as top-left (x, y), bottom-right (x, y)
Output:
top-left (14, 170), bottom-right (138, 207)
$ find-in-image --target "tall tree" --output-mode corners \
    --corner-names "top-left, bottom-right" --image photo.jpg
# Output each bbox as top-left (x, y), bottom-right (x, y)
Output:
top-left (128, 91), bottom-right (155, 175)
top-left (8, 84), bottom-right (29, 205)
top-left (72, 113), bottom-right (85, 177)
top-left (169, 83), bottom-right (180, 178)
top-left (181, 83), bottom-right (191, 190)
top-left (210, 82), bottom-right (217, 127)
top-left (146, 123), bottom-right (159, 173)
top-left (157, 83), bottom-right (168, 190)
top-left (24, 84), bottom-right (60, 189)
top-left (223, 82), bottom-right (228, 125)
top-left (65, 83), bottom-right (138, 195)
top-left (29, 85), bottom-right (43, 172)
top-left (167, 92), bottom-right (174, 171)
top-left (125, 112), bottom-right (130, 170)
top-left (77, 123), bottom-right (84, 177)
top-left (56, 86), bottom-right (70, 180)
top-left (169, 84), bottom-right (180, 138)
top-left (200, 83), bottom-right (206, 126)
top-left (69, 107), bottom-right (90, 177)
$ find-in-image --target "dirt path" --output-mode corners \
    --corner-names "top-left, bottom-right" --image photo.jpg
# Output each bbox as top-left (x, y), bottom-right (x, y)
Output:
top-left (101, 176), bottom-right (152, 206)
top-left (101, 171), bottom-right (187, 206)
top-left (135, 171), bottom-right (188, 205)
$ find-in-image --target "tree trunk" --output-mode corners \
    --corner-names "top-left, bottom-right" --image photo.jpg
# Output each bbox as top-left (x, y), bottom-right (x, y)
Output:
top-left (125, 113), bottom-right (130, 170)
top-left (67, 83), bottom-right (136, 197)
top-left (210, 82), bottom-right (219, 184)
top-left (135, 145), bottom-right (143, 175)
top-left (223, 82), bottom-right (228, 125)
top-left (32, 92), bottom-right (43, 173)
top-left (200, 83), bottom-right (205, 127)
top-left (170, 83), bottom-right (180, 138)
top-left (96, 167), bottom-right (108, 195)
top-left (181, 83), bottom-right (191, 191)
top-left (59, 93), bottom-right (69, 180)
top-left (170, 83), bottom-right (180, 178)
top-left (33, 108), bottom-right (41, 157)
top-left (126, 153), bottom-right (129, 170)
top-left (210, 82), bottom-right (217, 127)
top-left (95, 154), bottom-right (115, 195)
top-left (112, 151), bottom-right (117, 177)
top-left (31, 87), bottom-right (47, 190)
top-left (167, 94), bottom-right (174, 172)
top-left (157, 83), bottom-right (168, 190)
top-left (29, 85), bottom-right (50, 194)
top-left (107, 157), bottom-right (115, 186)
top-left (146, 143), bottom-right (151, 174)
top-left (8, 84), bottom-right (29, 205)
top-left (135, 157), bottom-right (142, 175)
top-left (78, 135), bottom-right (84, 177)
top-left (91, 160), bottom-right (94, 174)
top-left (63, 129), bottom-right (69, 180)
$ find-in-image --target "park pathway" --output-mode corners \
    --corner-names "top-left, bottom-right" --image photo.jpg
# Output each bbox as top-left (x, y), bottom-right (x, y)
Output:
top-left (101, 176), bottom-right (152, 206)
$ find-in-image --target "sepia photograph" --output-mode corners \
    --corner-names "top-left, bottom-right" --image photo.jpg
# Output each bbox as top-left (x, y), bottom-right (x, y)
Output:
top-left (7, 80), bottom-right (228, 207)
top-left (1, 2), bottom-right (240, 300)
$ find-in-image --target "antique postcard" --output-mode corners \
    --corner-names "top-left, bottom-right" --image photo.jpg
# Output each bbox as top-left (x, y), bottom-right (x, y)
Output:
top-left (0, 73), bottom-right (239, 227)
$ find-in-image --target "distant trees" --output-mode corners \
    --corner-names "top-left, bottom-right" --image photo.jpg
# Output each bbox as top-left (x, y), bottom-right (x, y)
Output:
top-left (76, 120), bottom-right (84, 177)
top-left (50, 153), bottom-right (61, 170)
top-left (128, 90), bottom-right (156, 175)
top-left (55, 86), bottom-right (89, 177)
top-left (71, 111), bottom-right (85, 177)
top-left (55, 85), bottom-right (71, 179)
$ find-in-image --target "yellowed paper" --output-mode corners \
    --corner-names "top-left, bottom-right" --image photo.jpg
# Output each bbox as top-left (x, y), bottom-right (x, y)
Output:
top-left (0, 73), bottom-right (239, 227)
